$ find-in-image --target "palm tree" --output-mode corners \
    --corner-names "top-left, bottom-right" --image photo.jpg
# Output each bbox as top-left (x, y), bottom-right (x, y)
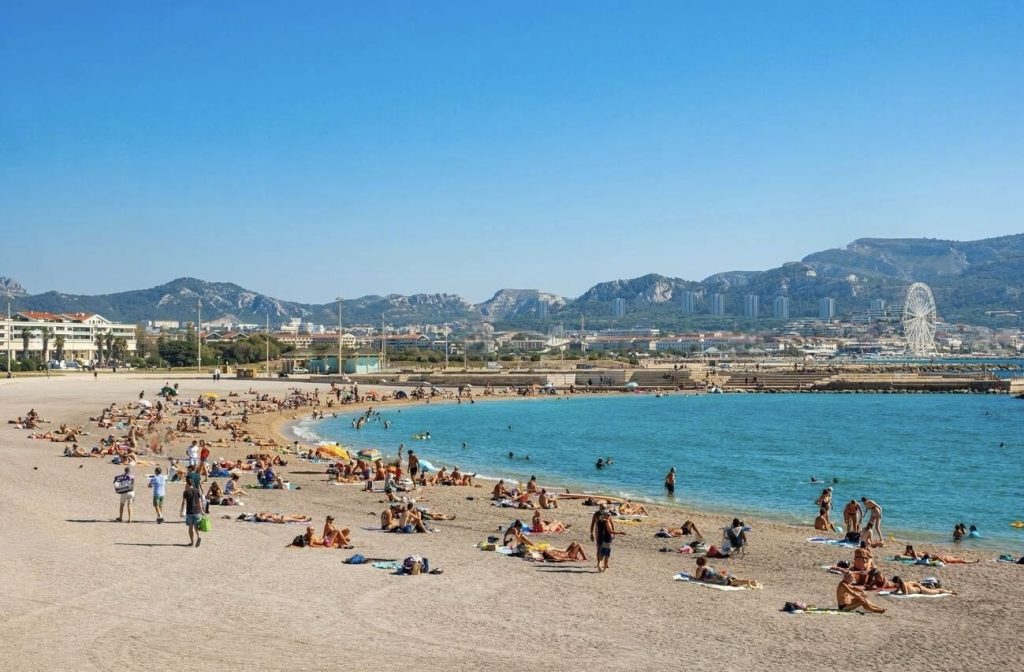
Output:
top-left (105, 331), bottom-right (114, 364)
top-left (112, 336), bottom-right (128, 364)
top-left (19, 328), bottom-right (32, 361)
top-left (95, 333), bottom-right (105, 365)
top-left (54, 334), bottom-right (65, 362)
top-left (40, 327), bottom-right (54, 363)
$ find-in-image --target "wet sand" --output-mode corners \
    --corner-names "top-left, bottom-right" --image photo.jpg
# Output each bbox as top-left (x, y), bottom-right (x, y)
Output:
top-left (1, 374), bottom-right (1020, 672)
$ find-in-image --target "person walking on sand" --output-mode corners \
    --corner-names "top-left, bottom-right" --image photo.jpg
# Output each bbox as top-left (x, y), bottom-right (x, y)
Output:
top-left (664, 467), bottom-right (676, 495)
top-left (590, 504), bottom-right (619, 572)
top-left (407, 451), bottom-right (420, 490)
top-left (113, 466), bottom-right (135, 523)
top-left (148, 466), bottom-right (166, 523)
top-left (180, 479), bottom-right (205, 548)
top-left (861, 497), bottom-right (883, 542)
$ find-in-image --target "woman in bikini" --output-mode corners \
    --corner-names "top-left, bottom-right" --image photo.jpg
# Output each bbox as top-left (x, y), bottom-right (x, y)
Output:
top-left (321, 516), bottom-right (351, 547)
top-left (531, 509), bottom-right (568, 533)
top-left (541, 542), bottom-right (588, 562)
top-left (694, 557), bottom-right (762, 588)
top-left (892, 576), bottom-right (956, 595)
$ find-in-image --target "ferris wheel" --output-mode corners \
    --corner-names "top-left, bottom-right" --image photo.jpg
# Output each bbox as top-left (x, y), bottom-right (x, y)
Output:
top-left (902, 283), bottom-right (937, 355)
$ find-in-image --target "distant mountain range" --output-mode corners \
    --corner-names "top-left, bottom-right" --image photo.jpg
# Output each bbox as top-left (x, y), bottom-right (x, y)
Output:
top-left (4, 235), bottom-right (1023, 329)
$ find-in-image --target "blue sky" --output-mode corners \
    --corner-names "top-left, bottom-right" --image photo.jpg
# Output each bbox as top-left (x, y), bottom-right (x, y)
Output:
top-left (2, 2), bottom-right (1022, 303)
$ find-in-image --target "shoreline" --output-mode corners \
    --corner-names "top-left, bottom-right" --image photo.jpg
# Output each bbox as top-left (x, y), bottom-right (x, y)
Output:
top-left (3, 375), bottom-right (1022, 671)
top-left (271, 394), bottom-right (1020, 554)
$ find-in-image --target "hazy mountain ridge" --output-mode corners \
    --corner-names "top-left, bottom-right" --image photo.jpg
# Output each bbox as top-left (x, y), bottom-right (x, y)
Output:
top-left (3, 234), bottom-right (1023, 327)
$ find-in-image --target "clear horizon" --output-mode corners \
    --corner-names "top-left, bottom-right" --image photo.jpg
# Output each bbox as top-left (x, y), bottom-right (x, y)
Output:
top-left (2, 3), bottom-right (1023, 303)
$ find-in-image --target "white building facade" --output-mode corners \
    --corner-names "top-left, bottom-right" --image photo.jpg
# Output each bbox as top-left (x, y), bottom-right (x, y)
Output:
top-left (1, 312), bottom-right (137, 363)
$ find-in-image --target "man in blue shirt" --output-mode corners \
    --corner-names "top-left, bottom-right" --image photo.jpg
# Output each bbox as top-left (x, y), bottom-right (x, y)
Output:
top-left (148, 466), bottom-right (167, 523)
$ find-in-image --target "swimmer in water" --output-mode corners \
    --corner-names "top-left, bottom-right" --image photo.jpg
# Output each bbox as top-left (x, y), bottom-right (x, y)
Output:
top-left (596, 458), bottom-right (605, 469)
top-left (508, 451), bottom-right (514, 460)
top-left (462, 441), bottom-right (468, 449)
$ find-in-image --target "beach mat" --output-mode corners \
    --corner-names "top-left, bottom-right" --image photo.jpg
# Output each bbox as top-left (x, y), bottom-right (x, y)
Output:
top-left (673, 573), bottom-right (747, 591)
top-left (807, 537), bottom-right (858, 548)
top-left (785, 608), bottom-right (862, 616)
top-left (878, 591), bottom-right (951, 599)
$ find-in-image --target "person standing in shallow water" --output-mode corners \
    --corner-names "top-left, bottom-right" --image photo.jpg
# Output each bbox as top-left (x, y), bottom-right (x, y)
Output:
top-left (664, 467), bottom-right (676, 495)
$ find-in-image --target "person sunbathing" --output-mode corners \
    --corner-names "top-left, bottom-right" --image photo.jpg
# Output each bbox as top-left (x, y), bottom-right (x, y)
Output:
top-left (659, 520), bottom-right (704, 539)
top-left (618, 500), bottom-right (649, 516)
top-left (254, 512), bottom-right (311, 524)
top-left (531, 510), bottom-right (568, 533)
top-left (891, 576), bottom-right (956, 595)
top-left (322, 516), bottom-right (351, 547)
top-left (693, 557), bottom-right (762, 588)
top-left (852, 542), bottom-right (874, 572)
top-left (492, 480), bottom-right (511, 500)
top-left (419, 508), bottom-right (455, 521)
top-left (504, 520), bottom-right (533, 547)
top-left (815, 506), bottom-right (839, 533)
top-left (64, 444), bottom-right (97, 457)
top-left (538, 489), bottom-right (559, 509)
top-left (301, 526), bottom-right (325, 546)
top-left (446, 466), bottom-right (473, 486)
top-left (394, 503), bottom-right (428, 533)
top-left (381, 506), bottom-right (399, 531)
top-left (837, 572), bottom-right (885, 613)
top-left (541, 541), bottom-right (588, 562)
top-left (916, 552), bottom-right (978, 565)
top-left (860, 568), bottom-right (896, 591)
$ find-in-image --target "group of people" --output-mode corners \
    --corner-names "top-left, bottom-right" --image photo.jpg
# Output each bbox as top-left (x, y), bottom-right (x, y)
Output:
top-left (812, 488), bottom-right (885, 546)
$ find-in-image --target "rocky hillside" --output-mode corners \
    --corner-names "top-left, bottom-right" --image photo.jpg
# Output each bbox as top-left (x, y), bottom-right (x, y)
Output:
top-left (4, 234), bottom-right (1022, 327)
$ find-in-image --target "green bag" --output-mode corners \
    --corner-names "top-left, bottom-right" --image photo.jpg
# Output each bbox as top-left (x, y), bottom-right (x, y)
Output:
top-left (197, 516), bottom-right (211, 533)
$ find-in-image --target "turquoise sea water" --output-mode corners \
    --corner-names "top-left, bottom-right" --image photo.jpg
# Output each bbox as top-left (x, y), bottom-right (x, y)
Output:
top-left (297, 394), bottom-right (1024, 548)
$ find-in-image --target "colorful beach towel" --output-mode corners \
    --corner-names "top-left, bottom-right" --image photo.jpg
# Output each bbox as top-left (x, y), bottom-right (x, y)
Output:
top-left (785, 607), bottom-right (862, 616)
top-left (673, 572), bottom-right (746, 591)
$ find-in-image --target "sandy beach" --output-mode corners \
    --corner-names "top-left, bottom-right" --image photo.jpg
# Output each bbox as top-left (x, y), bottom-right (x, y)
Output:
top-left (1, 374), bottom-right (1021, 672)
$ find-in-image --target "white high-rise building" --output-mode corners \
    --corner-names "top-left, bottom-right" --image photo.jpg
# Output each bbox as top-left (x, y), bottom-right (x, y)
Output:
top-left (743, 294), bottom-right (760, 318)
top-left (710, 294), bottom-right (726, 316)
top-left (773, 296), bottom-right (790, 319)
top-left (819, 297), bottom-right (836, 320)
top-left (612, 298), bottom-right (626, 318)
top-left (680, 290), bottom-right (697, 314)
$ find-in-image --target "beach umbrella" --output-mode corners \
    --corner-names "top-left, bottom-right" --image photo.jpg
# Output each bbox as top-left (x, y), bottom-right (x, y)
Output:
top-left (200, 392), bottom-right (218, 399)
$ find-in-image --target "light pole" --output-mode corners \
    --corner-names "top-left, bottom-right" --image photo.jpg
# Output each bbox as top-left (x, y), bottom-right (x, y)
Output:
top-left (265, 313), bottom-right (270, 378)
top-left (5, 292), bottom-right (11, 377)
top-left (197, 300), bottom-right (202, 373)
top-left (336, 294), bottom-right (343, 377)
top-left (443, 322), bottom-right (449, 370)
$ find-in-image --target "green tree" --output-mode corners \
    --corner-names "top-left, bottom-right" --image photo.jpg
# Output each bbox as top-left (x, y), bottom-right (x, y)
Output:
top-left (95, 332), bottom-right (105, 364)
top-left (20, 328), bottom-right (32, 360)
top-left (40, 327), bottom-right (54, 363)
top-left (54, 334), bottom-right (65, 362)
top-left (104, 331), bottom-right (114, 363)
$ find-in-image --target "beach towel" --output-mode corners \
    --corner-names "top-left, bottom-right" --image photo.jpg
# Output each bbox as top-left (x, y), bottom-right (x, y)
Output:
top-left (673, 572), bottom-right (746, 591)
top-left (807, 536), bottom-right (859, 549)
top-left (372, 561), bottom-right (400, 570)
top-left (784, 607), bottom-right (862, 616)
top-left (887, 556), bottom-right (946, 567)
top-left (878, 591), bottom-right (951, 599)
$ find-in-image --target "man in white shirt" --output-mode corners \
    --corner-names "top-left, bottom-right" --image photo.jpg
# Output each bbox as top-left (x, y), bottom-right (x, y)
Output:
top-left (186, 441), bottom-right (199, 468)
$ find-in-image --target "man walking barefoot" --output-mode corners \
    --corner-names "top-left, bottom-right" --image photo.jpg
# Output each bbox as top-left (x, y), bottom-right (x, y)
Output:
top-left (180, 480), bottom-right (205, 547)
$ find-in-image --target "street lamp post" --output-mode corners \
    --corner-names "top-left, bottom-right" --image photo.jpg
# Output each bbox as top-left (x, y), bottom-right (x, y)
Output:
top-left (443, 322), bottom-right (449, 370)
top-left (197, 300), bottom-right (202, 374)
top-left (265, 314), bottom-right (270, 378)
top-left (336, 294), bottom-right (343, 377)
top-left (5, 292), bottom-right (11, 378)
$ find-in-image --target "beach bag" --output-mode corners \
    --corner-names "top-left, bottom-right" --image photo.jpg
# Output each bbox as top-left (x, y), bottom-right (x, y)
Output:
top-left (292, 534), bottom-right (307, 547)
top-left (113, 475), bottom-right (134, 494)
top-left (197, 516), bottom-right (211, 533)
top-left (844, 531), bottom-right (861, 544)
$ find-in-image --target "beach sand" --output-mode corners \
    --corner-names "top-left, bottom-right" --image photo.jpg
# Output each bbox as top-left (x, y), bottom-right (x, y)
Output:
top-left (1, 374), bottom-right (1020, 672)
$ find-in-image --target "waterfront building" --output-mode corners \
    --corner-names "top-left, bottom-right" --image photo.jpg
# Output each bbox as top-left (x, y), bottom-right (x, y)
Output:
top-left (1, 312), bottom-right (137, 364)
